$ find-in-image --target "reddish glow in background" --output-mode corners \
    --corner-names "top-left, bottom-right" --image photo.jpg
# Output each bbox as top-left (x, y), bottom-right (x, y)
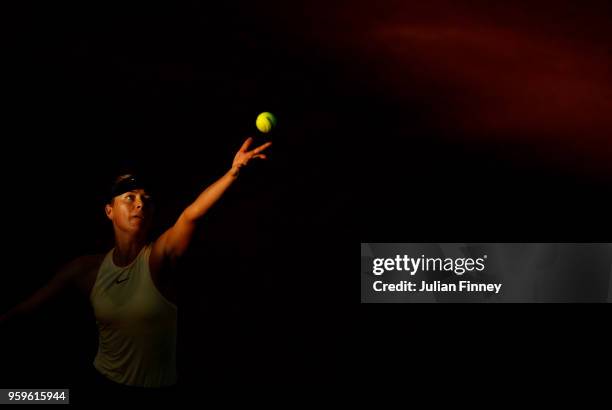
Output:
top-left (262, 0), bottom-right (612, 176)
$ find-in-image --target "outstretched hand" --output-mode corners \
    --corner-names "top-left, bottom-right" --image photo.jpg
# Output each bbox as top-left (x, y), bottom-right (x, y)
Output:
top-left (231, 137), bottom-right (272, 176)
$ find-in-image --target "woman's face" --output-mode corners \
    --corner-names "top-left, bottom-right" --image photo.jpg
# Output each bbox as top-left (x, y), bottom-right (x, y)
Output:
top-left (105, 189), bottom-right (154, 234)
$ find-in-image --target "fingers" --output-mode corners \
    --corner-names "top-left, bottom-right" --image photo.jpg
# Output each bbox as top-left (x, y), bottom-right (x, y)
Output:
top-left (235, 139), bottom-right (271, 169)
top-left (250, 141), bottom-right (272, 155)
top-left (239, 137), bottom-right (254, 152)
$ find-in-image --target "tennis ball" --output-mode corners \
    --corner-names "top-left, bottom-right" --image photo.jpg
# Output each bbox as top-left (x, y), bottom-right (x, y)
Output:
top-left (256, 112), bottom-right (277, 133)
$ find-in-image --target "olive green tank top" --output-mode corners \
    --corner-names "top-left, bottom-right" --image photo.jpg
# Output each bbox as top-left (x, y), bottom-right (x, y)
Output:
top-left (90, 244), bottom-right (177, 387)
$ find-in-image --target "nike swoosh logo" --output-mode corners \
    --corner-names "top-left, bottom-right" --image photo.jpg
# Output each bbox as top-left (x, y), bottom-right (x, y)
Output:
top-left (115, 277), bottom-right (129, 284)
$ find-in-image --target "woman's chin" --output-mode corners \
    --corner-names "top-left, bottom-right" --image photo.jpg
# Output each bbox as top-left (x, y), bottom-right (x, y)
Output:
top-left (123, 220), bottom-right (150, 234)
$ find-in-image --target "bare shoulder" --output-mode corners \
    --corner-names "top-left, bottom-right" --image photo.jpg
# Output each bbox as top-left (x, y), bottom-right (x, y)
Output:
top-left (59, 254), bottom-right (104, 277)
top-left (63, 254), bottom-right (106, 297)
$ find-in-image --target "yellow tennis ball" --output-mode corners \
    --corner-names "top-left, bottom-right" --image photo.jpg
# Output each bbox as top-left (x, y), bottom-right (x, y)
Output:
top-left (256, 112), bottom-right (277, 133)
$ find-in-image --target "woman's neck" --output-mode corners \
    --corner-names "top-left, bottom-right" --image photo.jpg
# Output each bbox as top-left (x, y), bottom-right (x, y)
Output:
top-left (113, 234), bottom-right (147, 267)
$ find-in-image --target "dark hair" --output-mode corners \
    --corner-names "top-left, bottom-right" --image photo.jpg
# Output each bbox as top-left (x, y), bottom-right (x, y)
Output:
top-left (107, 174), bottom-right (152, 204)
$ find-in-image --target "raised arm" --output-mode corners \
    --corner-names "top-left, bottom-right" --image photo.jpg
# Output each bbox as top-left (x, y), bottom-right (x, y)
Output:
top-left (151, 137), bottom-right (272, 265)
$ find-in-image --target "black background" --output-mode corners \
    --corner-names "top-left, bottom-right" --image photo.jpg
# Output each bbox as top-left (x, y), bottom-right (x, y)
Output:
top-left (1, 0), bottom-right (351, 393)
top-left (1, 0), bottom-right (611, 395)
